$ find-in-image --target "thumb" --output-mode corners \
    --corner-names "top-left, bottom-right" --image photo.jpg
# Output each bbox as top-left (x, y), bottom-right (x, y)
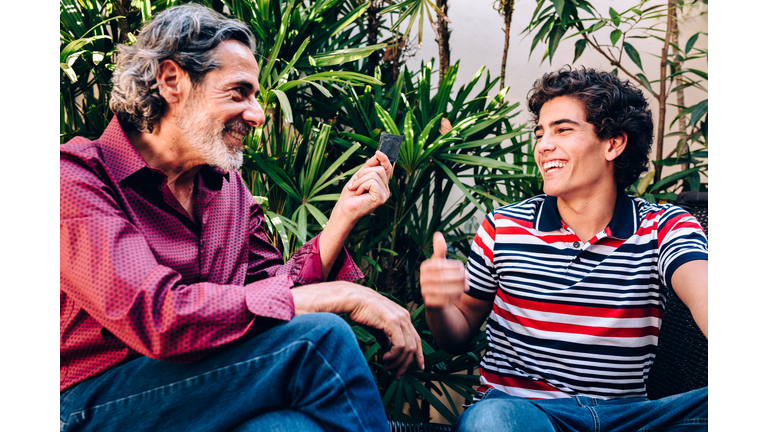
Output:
top-left (433, 232), bottom-right (447, 259)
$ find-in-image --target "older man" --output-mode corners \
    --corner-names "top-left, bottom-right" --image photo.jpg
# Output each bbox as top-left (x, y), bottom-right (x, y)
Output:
top-left (420, 67), bottom-right (708, 431)
top-left (60, 5), bottom-right (421, 431)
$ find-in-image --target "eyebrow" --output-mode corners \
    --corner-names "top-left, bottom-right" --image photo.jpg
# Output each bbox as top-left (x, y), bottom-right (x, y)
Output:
top-left (230, 80), bottom-right (260, 97)
top-left (534, 118), bottom-right (582, 133)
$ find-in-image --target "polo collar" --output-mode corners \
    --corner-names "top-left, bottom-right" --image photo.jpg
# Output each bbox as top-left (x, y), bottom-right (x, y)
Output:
top-left (534, 193), bottom-right (638, 239)
top-left (99, 116), bottom-right (230, 185)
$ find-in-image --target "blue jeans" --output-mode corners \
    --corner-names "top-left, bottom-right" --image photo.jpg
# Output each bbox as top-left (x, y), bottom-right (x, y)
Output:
top-left (455, 387), bottom-right (707, 432)
top-left (60, 313), bottom-right (390, 432)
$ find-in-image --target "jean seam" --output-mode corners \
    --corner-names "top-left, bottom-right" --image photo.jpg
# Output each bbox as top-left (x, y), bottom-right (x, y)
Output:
top-left (638, 418), bottom-right (708, 432)
top-left (65, 338), bottom-right (371, 432)
top-left (301, 339), bottom-right (369, 432)
top-left (66, 339), bottom-right (309, 419)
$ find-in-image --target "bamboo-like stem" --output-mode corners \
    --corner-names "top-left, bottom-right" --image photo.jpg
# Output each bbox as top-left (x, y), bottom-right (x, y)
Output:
top-left (435, 0), bottom-right (451, 84)
top-left (654, 1), bottom-right (674, 184)
top-left (499, 0), bottom-right (515, 90)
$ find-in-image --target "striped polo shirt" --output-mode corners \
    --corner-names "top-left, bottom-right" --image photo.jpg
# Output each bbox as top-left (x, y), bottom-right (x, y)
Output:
top-left (466, 193), bottom-right (708, 400)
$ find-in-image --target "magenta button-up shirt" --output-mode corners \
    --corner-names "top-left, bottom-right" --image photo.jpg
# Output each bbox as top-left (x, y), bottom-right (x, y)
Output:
top-left (60, 117), bottom-right (363, 392)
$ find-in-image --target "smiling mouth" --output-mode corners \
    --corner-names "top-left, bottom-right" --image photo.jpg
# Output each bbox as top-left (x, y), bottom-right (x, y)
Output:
top-left (226, 129), bottom-right (245, 141)
top-left (542, 160), bottom-right (567, 173)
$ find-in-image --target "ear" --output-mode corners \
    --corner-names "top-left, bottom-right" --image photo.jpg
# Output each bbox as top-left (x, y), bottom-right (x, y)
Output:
top-left (156, 60), bottom-right (190, 106)
top-left (605, 131), bottom-right (628, 162)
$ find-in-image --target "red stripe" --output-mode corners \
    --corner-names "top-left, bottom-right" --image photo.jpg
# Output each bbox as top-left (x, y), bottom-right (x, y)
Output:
top-left (481, 370), bottom-right (560, 392)
top-left (596, 237), bottom-right (625, 247)
top-left (497, 290), bottom-right (661, 319)
top-left (495, 213), bottom-right (533, 228)
top-left (496, 226), bottom-right (577, 244)
top-left (474, 233), bottom-right (494, 265)
top-left (494, 305), bottom-right (659, 338)
top-left (481, 217), bottom-right (496, 240)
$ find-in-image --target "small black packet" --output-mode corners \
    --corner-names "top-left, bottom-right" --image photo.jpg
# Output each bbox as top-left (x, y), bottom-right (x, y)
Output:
top-left (377, 132), bottom-right (404, 164)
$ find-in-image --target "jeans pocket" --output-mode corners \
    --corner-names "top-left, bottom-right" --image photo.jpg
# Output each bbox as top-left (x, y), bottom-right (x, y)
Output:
top-left (479, 387), bottom-right (499, 401)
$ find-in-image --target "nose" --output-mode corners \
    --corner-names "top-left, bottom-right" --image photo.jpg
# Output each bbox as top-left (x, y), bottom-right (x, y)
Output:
top-left (242, 96), bottom-right (265, 128)
top-left (536, 132), bottom-right (556, 154)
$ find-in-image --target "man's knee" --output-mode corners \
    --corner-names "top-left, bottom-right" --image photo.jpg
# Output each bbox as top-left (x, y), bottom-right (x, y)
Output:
top-left (288, 313), bottom-right (360, 352)
top-left (456, 398), bottom-right (556, 432)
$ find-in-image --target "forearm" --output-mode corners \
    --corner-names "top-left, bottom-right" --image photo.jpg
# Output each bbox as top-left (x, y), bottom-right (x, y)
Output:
top-left (426, 305), bottom-right (474, 354)
top-left (425, 294), bottom-right (492, 354)
top-left (671, 259), bottom-right (708, 339)
top-left (291, 281), bottom-right (358, 315)
top-left (317, 209), bottom-right (356, 280)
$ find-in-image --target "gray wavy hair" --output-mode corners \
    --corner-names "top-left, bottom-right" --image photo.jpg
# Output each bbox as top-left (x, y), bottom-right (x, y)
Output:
top-left (109, 4), bottom-right (256, 132)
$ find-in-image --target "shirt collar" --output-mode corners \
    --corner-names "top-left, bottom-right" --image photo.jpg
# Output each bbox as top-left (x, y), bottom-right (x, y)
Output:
top-left (534, 193), bottom-right (638, 239)
top-left (99, 116), bottom-right (230, 185)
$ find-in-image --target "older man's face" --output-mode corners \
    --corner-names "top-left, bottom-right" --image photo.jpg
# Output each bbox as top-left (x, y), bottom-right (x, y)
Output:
top-left (177, 40), bottom-right (265, 171)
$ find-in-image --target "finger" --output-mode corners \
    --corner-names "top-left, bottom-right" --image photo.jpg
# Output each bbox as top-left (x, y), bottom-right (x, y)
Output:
top-left (412, 325), bottom-right (425, 370)
top-left (354, 178), bottom-right (386, 198)
top-left (433, 231), bottom-right (447, 259)
top-left (347, 167), bottom-right (387, 191)
top-left (349, 168), bottom-right (387, 191)
top-left (374, 150), bottom-right (394, 180)
top-left (465, 270), bottom-right (471, 293)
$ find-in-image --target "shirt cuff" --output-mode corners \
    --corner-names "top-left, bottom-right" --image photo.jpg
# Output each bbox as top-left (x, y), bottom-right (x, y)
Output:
top-left (244, 273), bottom-right (295, 322)
top-left (292, 232), bottom-right (364, 284)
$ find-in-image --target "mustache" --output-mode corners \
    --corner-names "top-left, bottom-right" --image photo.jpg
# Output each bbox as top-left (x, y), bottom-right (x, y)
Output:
top-left (224, 118), bottom-right (251, 137)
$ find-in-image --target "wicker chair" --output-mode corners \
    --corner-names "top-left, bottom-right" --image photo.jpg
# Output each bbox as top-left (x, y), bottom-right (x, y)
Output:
top-left (645, 191), bottom-right (708, 400)
top-left (388, 192), bottom-right (708, 430)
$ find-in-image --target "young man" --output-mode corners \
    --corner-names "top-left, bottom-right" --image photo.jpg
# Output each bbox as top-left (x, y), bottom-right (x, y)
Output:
top-left (420, 67), bottom-right (708, 431)
top-left (60, 5), bottom-right (422, 431)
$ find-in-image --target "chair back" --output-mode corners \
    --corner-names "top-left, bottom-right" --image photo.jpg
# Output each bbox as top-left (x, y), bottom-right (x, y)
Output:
top-left (645, 191), bottom-right (708, 400)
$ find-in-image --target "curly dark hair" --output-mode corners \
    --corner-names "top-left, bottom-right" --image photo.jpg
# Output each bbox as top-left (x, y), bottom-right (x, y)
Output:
top-left (109, 4), bottom-right (255, 133)
top-left (527, 66), bottom-right (654, 189)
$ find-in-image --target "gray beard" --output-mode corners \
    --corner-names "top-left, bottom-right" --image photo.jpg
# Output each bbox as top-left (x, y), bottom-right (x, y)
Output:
top-left (177, 97), bottom-right (248, 172)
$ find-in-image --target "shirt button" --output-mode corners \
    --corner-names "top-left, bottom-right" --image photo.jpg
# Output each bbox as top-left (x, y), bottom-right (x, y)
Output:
top-left (572, 241), bottom-right (580, 248)
top-left (200, 240), bottom-right (205, 248)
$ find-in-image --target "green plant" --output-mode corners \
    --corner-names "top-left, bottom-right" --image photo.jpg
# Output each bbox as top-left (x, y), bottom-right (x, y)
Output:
top-left (327, 61), bottom-right (539, 420)
top-left (524, 0), bottom-right (707, 202)
top-left (60, 0), bottom-right (543, 423)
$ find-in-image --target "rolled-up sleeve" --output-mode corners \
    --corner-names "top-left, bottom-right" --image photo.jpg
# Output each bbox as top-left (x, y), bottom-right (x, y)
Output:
top-left (245, 200), bottom-right (364, 287)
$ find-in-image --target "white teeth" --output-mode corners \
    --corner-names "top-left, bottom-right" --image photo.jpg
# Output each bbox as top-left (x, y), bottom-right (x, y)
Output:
top-left (543, 160), bottom-right (566, 171)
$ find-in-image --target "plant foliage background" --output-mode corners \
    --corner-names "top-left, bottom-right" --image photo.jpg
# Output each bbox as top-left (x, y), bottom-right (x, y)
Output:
top-left (61, 0), bottom-right (707, 423)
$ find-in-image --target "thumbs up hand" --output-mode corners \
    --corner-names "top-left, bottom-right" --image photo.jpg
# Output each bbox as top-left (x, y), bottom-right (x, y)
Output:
top-left (420, 232), bottom-right (468, 309)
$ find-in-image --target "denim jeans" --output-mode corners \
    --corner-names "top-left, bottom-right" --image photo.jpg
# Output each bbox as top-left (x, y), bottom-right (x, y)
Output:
top-left (60, 313), bottom-right (390, 432)
top-left (454, 386), bottom-right (708, 432)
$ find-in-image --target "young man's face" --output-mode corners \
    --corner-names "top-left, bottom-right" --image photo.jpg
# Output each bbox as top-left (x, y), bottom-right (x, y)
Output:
top-left (533, 96), bottom-right (620, 201)
top-left (177, 40), bottom-right (265, 171)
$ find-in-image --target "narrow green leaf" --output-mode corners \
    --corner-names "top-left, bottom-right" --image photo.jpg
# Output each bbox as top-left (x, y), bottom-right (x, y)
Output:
top-left (623, 42), bottom-right (644, 72)
top-left (271, 89), bottom-right (293, 123)
top-left (305, 203), bottom-right (329, 228)
top-left (374, 102), bottom-right (400, 134)
top-left (552, 0), bottom-right (565, 18)
top-left (636, 73), bottom-right (654, 93)
top-left (547, 25), bottom-right (566, 63)
top-left (636, 171), bottom-right (654, 195)
top-left (650, 167), bottom-right (704, 192)
top-left (311, 143), bottom-right (361, 196)
top-left (685, 32), bottom-right (700, 54)
top-left (309, 44), bottom-right (388, 67)
top-left (297, 205), bottom-right (308, 243)
top-left (573, 38), bottom-right (587, 63)
top-left (610, 29), bottom-right (622, 47)
top-left (352, 325), bottom-right (377, 344)
top-left (329, 2), bottom-right (370, 38)
top-left (609, 7), bottom-right (621, 26)
top-left (435, 160), bottom-right (484, 212)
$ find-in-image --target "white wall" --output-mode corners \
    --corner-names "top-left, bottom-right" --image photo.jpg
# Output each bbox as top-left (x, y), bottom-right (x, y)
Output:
top-left (401, 0), bottom-right (708, 189)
